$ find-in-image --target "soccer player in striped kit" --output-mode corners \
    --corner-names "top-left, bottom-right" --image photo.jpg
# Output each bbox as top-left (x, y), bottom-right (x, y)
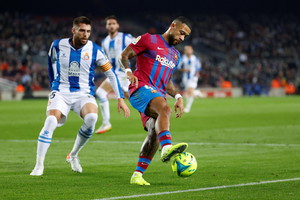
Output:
top-left (178, 45), bottom-right (202, 113)
top-left (119, 16), bottom-right (192, 185)
top-left (95, 15), bottom-right (134, 134)
top-left (30, 16), bottom-right (130, 176)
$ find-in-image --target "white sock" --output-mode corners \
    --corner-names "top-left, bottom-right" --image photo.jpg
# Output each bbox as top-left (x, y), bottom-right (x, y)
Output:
top-left (34, 115), bottom-right (58, 169)
top-left (186, 97), bottom-right (194, 111)
top-left (70, 113), bottom-right (98, 157)
top-left (100, 101), bottom-right (110, 124)
top-left (96, 87), bottom-right (110, 124)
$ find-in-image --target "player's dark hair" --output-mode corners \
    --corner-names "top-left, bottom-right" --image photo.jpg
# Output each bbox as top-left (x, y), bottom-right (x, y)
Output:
top-left (105, 15), bottom-right (118, 23)
top-left (174, 16), bottom-right (192, 30)
top-left (73, 16), bottom-right (92, 27)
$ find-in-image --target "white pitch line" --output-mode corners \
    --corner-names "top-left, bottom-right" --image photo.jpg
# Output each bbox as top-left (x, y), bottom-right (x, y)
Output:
top-left (93, 177), bottom-right (300, 200)
top-left (1, 139), bottom-right (300, 147)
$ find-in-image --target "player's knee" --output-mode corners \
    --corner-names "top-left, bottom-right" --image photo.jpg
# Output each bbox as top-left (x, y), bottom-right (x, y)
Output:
top-left (159, 104), bottom-right (172, 117)
top-left (95, 87), bottom-right (108, 103)
top-left (84, 113), bottom-right (98, 128)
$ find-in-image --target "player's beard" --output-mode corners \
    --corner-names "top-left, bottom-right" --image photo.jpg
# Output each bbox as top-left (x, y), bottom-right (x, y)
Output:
top-left (169, 34), bottom-right (179, 46)
top-left (74, 36), bottom-right (88, 48)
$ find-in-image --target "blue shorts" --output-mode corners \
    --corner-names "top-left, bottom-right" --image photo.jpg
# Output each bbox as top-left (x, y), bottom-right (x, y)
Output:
top-left (129, 85), bottom-right (164, 114)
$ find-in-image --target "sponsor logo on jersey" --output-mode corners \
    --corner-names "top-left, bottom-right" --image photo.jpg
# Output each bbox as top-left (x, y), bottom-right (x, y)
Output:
top-left (155, 55), bottom-right (176, 68)
top-left (69, 61), bottom-right (80, 77)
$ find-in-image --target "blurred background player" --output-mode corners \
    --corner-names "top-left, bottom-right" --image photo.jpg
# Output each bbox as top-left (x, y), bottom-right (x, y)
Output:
top-left (178, 45), bottom-right (201, 113)
top-left (30, 16), bottom-right (130, 176)
top-left (94, 15), bottom-right (134, 134)
top-left (120, 16), bottom-right (192, 185)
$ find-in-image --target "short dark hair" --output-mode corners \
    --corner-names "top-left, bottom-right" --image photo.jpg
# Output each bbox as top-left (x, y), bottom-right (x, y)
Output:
top-left (105, 15), bottom-right (118, 23)
top-left (173, 16), bottom-right (192, 30)
top-left (73, 16), bottom-right (92, 27)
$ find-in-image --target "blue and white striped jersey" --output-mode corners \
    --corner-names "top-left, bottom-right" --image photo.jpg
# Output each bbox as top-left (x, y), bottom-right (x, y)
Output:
top-left (48, 38), bottom-right (123, 98)
top-left (101, 32), bottom-right (133, 74)
top-left (178, 54), bottom-right (201, 81)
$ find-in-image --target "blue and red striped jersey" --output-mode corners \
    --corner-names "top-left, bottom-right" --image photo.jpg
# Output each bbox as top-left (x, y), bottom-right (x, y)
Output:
top-left (129, 33), bottom-right (181, 96)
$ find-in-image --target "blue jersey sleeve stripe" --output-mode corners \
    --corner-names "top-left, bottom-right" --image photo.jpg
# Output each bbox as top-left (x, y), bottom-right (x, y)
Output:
top-left (48, 55), bottom-right (54, 88)
top-left (51, 39), bottom-right (61, 91)
top-left (89, 43), bottom-right (98, 95)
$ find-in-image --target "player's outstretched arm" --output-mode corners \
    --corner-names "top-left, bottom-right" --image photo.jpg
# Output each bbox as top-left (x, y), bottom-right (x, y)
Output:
top-left (117, 98), bottom-right (130, 118)
top-left (99, 62), bottom-right (131, 118)
top-left (166, 80), bottom-right (184, 118)
top-left (119, 46), bottom-right (138, 88)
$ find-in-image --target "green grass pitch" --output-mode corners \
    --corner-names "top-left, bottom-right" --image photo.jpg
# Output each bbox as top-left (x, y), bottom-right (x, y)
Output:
top-left (0, 96), bottom-right (300, 200)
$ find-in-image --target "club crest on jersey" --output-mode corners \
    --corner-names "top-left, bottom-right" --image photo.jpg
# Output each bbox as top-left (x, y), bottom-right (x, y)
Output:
top-left (174, 54), bottom-right (178, 61)
top-left (155, 55), bottom-right (176, 68)
top-left (69, 61), bottom-right (80, 77)
top-left (132, 36), bottom-right (141, 45)
top-left (83, 53), bottom-right (89, 60)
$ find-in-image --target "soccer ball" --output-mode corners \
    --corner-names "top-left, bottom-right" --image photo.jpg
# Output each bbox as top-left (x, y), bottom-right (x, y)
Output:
top-left (171, 152), bottom-right (197, 177)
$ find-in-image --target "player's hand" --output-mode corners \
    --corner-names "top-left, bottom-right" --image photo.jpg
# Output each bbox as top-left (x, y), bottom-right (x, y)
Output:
top-left (117, 98), bottom-right (130, 118)
top-left (174, 97), bottom-right (184, 118)
top-left (127, 72), bottom-right (138, 88)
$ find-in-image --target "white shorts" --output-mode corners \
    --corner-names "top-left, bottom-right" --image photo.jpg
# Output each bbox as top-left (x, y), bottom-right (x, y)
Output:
top-left (106, 73), bottom-right (130, 92)
top-left (183, 77), bottom-right (198, 89)
top-left (46, 91), bottom-right (97, 126)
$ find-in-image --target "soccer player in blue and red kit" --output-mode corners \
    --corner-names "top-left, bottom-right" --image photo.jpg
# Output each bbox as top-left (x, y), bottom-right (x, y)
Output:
top-left (119, 16), bottom-right (192, 185)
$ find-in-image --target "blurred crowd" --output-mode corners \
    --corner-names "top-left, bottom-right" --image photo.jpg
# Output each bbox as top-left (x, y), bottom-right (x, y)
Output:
top-left (1, 12), bottom-right (299, 96)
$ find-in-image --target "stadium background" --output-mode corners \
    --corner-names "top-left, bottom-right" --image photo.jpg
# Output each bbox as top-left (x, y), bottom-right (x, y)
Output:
top-left (1, 0), bottom-right (300, 99)
top-left (0, 1), bottom-right (300, 200)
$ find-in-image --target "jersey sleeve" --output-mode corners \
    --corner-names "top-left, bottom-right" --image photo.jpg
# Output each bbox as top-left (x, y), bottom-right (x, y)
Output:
top-left (95, 48), bottom-right (110, 67)
top-left (48, 41), bottom-right (57, 86)
top-left (103, 68), bottom-right (124, 99)
top-left (125, 33), bottom-right (133, 47)
top-left (176, 53), bottom-right (182, 68)
top-left (129, 33), bottom-right (150, 54)
top-left (177, 56), bottom-right (183, 70)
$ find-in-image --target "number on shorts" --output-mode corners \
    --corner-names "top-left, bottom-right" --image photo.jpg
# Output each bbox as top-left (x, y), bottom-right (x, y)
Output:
top-left (49, 91), bottom-right (56, 99)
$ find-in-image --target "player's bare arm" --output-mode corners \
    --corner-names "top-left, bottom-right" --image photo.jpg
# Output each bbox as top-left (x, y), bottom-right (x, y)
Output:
top-left (166, 80), bottom-right (184, 118)
top-left (120, 46), bottom-right (138, 88)
top-left (100, 61), bottom-right (130, 118)
top-left (117, 98), bottom-right (130, 118)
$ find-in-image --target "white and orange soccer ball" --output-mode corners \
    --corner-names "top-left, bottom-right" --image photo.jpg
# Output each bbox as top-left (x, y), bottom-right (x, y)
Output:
top-left (171, 152), bottom-right (197, 177)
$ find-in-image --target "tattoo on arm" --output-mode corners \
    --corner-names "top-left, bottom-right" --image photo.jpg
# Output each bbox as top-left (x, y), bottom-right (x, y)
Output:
top-left (120, 46), bottom-right (136, 71)
top-left (166, 80), bottom-right (179, 98)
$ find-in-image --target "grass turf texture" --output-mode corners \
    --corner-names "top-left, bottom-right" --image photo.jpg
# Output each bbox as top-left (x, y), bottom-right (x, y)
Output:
top-left (0, 96), bottom-right (299, 200)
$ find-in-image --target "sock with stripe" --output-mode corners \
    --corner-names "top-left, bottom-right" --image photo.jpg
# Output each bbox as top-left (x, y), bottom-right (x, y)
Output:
top-left (35, 115), bottom-right (58, 169)
top-left (70, 113), bottom-right (98, 157)
top-left (135, 156), bottom-right (152, 174)
top-left (158, 130), bottom-right (172, 152)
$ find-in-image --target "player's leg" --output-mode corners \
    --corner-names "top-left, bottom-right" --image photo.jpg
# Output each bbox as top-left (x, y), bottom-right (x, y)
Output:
top-left (30, 91), bottom-right (67, 176)
top-left (146, 97), bottom-right (188, 162)
top-left (95, 79), bottom-right (112, 134)
top-left (30, 110), bottom-right (62, 176)
top-left (131, 117), bottom-right (159, 185)
top-left (67, 97), bottom-right (98, 173)
top-left (184, 87), bottom-right (195, 113)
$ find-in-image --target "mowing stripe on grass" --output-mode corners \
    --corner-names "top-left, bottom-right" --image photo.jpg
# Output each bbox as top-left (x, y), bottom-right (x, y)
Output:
top-left (93, 177), bottom-right (300, 200)
top-left (1, 139), bottom-right (300, 147)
